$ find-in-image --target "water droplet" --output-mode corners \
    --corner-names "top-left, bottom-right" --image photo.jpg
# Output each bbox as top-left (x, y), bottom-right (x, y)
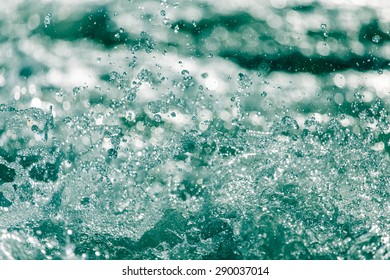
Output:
top-left (208, 53), bottom-right (214, 58)
top-left (31, 125), bottom-right (39, 132)
top-left (107, 148), bottom-right (118, 159)
top-left (377, 69), bottom-right (383, 75)
top-left (372, 35), bottom-right (381, 43)
top-left (237, 73), bottom-right (252, 89)
top-left (125, 111), bottom-right (136, 122)
top-left (163, 18), bottom-right (171, 26)
top-left (153, 114), bottom-right (162, 122)
top-left (192, 20), bottom-right (197, 27)
top-left (148, 101), bottom-right (161, 114)
top-left (96, 57), bottom-right (102, 63)
top-left (171, 112), bottom-right (176, 117)
top-left (174, 25), bottom-right (179, 34)
top-left (124, 88), bottom-right (137, 102)
top-left (281, 115), bottom-right (299, 130)
top-left (201, 73), bottom-right (208, 78)
top-left (160, 10), bottom-right (166, 16)
top-left (231, 97), bottom-right (236, 102)
top-left (73, 86), bottom-right (84, 95)
top-left (44, 13), bottom-right (52, 27)
top-left (261, 91), bottom-right (267, 97)
top-left (320, 23), bottom-right (327, 29)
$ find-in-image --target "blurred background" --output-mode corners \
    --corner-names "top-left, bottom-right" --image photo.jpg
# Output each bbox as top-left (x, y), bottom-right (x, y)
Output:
top-left (0, 0), bottom-right (390, 260)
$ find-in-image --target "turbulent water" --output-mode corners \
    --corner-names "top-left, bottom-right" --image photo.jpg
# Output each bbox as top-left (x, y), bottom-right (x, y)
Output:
top-left (0, 0), bottom-right (390, 259)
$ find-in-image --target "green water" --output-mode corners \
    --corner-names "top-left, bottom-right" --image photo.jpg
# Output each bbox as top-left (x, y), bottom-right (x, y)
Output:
top-left (0, 0), bottom-right (390, 259)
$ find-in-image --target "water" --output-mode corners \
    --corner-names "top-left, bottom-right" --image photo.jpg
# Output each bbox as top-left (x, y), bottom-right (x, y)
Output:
top-left (0, 0), bottom-right (390, 260)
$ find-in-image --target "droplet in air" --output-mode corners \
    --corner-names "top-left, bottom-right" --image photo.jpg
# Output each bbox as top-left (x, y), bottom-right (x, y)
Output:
top-left (160, 10), bottom-right (166, 16)
top-left (31, 125), bottom-right (39, 132)
top-left (171, 112), bottom-right (176, 117)
top-left (320, 23), bottom-right (327, 29)
top-left (107, 148), bottom-right (118, 159)
top-left (125, 111), bottom-right (136, 122)
top-left (377, 69), bottom-right (383, 75)
top-left (124, 88), bottom-right (137, 102)
top-left (44, 13), bottom-right (52, 27)
top-left (201, 73), bottom-right (208, 78)
top-left (96, 57), bottom-right (102, 63)
top-left (237, 73), bottom-right (252, 89)
top-left (192, 20), bottom-right (197, 27)
top-left (153, 114), bottom-right (162, 122)
top-left (148, 101), bottom-right (161, 114)
top-left (372, 35), bottom-right (381, 43)
top-left (174, 25), bottom-right (179, 34)
top-left (73, 86), bottom-right (83, 95)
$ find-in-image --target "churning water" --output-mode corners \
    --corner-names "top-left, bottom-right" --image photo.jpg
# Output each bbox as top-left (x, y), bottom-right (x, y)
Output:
top-left (0, 0), bottom-right (390, 259)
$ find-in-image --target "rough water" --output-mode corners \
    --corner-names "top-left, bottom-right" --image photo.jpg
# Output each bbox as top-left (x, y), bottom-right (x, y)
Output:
top-left (0, 0), bottom-right (390, 259)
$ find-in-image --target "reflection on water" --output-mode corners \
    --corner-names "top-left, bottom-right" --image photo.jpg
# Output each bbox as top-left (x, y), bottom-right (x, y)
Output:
top-left (0, 0), bottom-right (390, 259)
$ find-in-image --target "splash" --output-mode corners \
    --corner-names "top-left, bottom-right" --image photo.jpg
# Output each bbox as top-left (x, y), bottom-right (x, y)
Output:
top-left (0, 0), bottom-right (390, 260)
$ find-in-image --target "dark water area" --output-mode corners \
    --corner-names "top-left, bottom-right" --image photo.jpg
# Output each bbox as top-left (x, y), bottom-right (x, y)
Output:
top-left (0, 0), bottom-right (390, 260)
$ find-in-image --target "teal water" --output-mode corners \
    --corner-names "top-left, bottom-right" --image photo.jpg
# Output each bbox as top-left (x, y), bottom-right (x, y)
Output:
top-left (0, 0), bottom-right (390, 259)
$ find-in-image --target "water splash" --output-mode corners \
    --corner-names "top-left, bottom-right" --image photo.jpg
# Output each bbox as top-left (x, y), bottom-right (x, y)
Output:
top-left (1, 0), bottom-right (390, 260)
